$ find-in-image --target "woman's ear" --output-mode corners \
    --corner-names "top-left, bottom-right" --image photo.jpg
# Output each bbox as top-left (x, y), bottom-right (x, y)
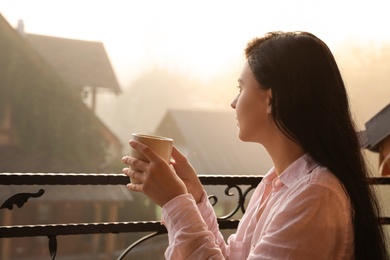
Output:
top-left (267, 104), bottom-right (272, 114)
top-left (266, 89), bottom-right (272, 114)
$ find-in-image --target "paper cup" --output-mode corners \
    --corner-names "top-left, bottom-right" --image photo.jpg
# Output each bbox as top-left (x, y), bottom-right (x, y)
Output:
top-left (129, 133), bottom-right (173, 184)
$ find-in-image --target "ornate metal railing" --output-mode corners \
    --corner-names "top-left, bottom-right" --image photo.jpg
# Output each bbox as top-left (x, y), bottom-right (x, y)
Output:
top-left (1, 173), bottom-right (389, 259)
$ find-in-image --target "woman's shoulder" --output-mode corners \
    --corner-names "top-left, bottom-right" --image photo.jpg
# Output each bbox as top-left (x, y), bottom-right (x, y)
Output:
top-left (308, 166), bottom-right (343, 188)
top-left (300, 167), bottom-right (350, 204)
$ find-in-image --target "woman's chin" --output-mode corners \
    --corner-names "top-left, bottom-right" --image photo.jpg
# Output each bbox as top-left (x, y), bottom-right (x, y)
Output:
top-left (238, 131), bottom-right (261, 144)
top-left (237, 131), bottom-right (247, 142)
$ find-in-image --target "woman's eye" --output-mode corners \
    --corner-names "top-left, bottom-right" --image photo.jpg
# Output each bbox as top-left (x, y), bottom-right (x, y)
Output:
top-left (237, 86), bottom-right (242, 93)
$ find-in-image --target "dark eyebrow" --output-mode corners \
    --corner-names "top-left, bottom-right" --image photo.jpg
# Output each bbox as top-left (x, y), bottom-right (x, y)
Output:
top-left (238, 79), bottom-right (243, 83)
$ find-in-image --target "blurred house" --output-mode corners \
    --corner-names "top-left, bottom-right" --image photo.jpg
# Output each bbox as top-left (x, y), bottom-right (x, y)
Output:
top-left (361, 102), bottom-right (390, 176)
top-left (16, 19), bottom-right (123, 170)
top-left (0, 15), bottom-right (122, 172)
top-left (155, 109), bottom-right (273, 176)
top-left (17, 19), bottom-right (121, 112)
top-left (0, 14), bottom-right (139, 260)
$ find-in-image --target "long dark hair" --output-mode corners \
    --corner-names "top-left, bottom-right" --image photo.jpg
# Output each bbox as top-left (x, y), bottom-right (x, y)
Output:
top-left (245, 31), bottom-right (388, 259)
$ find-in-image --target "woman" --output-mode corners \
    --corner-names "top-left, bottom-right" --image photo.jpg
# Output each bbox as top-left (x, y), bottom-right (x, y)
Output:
top-left (122, 31), bottom-right (389, 259)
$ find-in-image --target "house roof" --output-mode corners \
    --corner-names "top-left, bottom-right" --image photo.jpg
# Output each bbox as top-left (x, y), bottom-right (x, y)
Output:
top-left (361, 102), bottom-right (390, 152)
top-left (155, 109), bottom-right (273, 176)
top-left (25, 33), bottom-right (121, 93)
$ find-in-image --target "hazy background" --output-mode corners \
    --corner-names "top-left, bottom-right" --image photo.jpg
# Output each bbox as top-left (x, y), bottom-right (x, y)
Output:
top-left (1, 0), bottom-right (389, 165)
top-left (1, 1), bottom-right (390, 258)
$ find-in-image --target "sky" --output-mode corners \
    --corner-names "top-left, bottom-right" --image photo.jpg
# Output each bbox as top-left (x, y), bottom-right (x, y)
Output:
top-left (1, 0), bottom-right (390, 87)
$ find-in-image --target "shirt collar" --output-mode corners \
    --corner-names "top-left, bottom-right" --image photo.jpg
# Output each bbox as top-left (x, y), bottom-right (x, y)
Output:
top-left (263, 154), bottom-right (320, 189)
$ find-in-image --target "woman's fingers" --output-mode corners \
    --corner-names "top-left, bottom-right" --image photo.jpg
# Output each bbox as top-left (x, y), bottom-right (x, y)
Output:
top-left (122, 141), bottom-right (189, 206)
top-left (129, 140), bottom-right (161, 162)
top-left (171, 146), bottom-right (186, 162)
top-left (123, 167), bottom-right (146, 193)
top-left (122, 155), bottom-right (148, 171)
top-left (122, 167), bottom-right (144, 184)
top-left (127, 183), bottom-right (143, 192)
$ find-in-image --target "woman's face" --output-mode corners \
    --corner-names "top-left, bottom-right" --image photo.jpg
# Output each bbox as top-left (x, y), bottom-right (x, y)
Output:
top-left (231, 61), bottom-right (273, 143)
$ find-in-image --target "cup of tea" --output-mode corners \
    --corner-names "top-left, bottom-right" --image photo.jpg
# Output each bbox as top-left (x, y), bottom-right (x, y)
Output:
top-left (129, 133), bottom-right (173, 184)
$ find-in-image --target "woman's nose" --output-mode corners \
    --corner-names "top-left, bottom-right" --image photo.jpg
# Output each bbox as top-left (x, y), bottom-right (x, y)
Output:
top-left (231, 98), bottom-right (237, 109)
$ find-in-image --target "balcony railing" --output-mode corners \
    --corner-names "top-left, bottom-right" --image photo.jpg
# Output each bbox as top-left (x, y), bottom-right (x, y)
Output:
top-left (1, 173), bottom-right (389, 259)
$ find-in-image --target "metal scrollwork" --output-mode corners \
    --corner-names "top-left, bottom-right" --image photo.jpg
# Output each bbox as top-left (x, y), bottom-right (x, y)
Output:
top-left (0, 189), bottom-right (45, 210)
top-left (48, 235), bottom-right (57, 260)
top-left (117, 231), bottom-right (163, 260)
top-left (208, 195), bottom-right (218, 206)
top-left (241, 185), bottom-right (257, 213)
top-left (208, 184), bottom-right (257, 220)
top-left (218, 185), bottom-right (243, 220)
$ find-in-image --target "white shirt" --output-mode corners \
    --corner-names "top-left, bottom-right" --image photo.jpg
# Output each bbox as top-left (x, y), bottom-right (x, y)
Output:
top-left (162, 154), bottom-right (354, 259)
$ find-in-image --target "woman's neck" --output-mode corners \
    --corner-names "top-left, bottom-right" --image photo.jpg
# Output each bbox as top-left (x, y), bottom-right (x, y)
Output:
top-left (265, 135), bottom-right (306, 176)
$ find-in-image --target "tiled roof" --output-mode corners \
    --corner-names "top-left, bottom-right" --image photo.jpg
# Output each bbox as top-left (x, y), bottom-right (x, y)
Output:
top-left (361, 102), bottom-right (390, 152)
top-left (26, 34), bottom-right (121, 93)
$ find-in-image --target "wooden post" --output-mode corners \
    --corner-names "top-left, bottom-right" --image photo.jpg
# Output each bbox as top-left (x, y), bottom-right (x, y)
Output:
top-left (91, 86), bottom-right (97, 113)
top-left (92, 203), bottom-right (102, 258)
top-left (104, 203), bottom-right (118, 259)
top-left (1, 210), bottom-right (13, 260)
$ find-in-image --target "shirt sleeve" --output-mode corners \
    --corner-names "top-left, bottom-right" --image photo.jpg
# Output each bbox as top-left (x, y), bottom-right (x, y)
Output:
top-left (248, 183), bottom-right (353, 260)
top-left (162, 192), bottom-right (227, 259)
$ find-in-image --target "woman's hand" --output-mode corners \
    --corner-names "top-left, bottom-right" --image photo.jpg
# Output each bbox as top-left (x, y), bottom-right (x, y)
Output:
top-left (122, 140), bottom-right (187, 207)
top-left (170, 146), bottom-right (204, 203)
